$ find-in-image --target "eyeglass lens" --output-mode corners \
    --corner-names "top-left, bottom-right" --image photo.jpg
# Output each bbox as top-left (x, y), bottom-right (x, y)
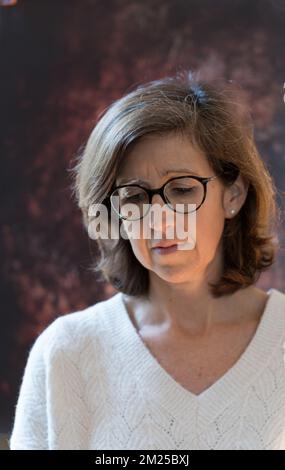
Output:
top-left (110, 177), bottom-right (205, 221)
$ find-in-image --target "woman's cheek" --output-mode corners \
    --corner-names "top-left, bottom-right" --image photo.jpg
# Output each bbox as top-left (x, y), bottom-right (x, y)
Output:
top-left (130, 239), bottom-right (151, 268)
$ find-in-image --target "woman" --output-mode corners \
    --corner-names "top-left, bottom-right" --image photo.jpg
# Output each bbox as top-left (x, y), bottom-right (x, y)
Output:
top-left (10, 71), bottom-right (285, 450)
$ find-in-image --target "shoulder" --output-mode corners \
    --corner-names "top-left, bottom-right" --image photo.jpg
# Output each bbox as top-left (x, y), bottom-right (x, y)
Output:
top-left (267, 287), bottom-right (285, 349)
top-left (30, 292), bottom-right (122, 362)
top-left (271, 287), bottom-right (285, 302)
top-left (268, 287), bottom-right (285, 317)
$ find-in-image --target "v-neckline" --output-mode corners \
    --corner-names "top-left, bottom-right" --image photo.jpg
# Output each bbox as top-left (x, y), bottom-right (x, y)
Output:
top-left (108, 288), bottom-right (285, 427)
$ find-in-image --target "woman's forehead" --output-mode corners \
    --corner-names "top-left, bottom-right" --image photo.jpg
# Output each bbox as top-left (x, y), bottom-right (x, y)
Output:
top-left (117, 143), bottom-right (210, 184)
top-left (116, 167), bottom-right (202, 186)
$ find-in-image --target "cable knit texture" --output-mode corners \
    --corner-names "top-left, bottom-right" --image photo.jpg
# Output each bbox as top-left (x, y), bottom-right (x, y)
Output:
top-left (9, 287), bottom-right (285, 450)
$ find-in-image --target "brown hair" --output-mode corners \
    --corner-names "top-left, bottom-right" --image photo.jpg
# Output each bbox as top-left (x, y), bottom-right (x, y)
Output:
top-left (70, 70), bottom-right (282, 298)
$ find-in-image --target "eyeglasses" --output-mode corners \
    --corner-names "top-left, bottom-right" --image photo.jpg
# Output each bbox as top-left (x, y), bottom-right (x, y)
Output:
top-left (109, 175), bottom-right (218, 221)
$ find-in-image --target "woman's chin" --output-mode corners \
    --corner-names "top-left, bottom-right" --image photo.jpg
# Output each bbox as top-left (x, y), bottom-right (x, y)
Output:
top-left (153, 265), bottom-right (195, 283)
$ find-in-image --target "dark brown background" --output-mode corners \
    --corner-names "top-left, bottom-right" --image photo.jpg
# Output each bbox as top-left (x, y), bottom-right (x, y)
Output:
top-left (0, 0), bottom-right (285, 435)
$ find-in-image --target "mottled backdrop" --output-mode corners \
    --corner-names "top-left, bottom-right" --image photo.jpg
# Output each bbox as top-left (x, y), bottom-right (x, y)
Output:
top-left (0, 0), bottom-right (285, 435)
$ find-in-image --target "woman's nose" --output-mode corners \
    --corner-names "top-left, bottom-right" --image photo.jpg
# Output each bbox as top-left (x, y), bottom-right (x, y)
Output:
top-left (147, 194), bottom-right (175, 234)
top-left (149, 193), bottom-right (164, 207)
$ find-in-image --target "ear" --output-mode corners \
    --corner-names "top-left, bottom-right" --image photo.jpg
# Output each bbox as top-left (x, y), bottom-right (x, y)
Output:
top-left (222, 173), bottom-right (249, 219)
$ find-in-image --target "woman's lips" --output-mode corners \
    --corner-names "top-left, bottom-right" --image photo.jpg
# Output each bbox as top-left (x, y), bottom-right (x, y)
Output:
top-left (152, 244), bottom-right (178, 255)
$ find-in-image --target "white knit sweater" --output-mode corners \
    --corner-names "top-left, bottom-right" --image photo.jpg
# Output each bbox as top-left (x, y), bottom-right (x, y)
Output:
top-left (9, 287), bottom-right (285, 450)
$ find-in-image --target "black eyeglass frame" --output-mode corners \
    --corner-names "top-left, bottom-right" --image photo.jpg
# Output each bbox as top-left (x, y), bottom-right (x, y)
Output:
top-left (109, 174), bottom-right (218, 220)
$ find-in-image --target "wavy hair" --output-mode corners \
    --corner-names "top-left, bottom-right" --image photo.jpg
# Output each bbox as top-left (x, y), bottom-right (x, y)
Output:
top-left (69, 70), bottom-right (282, 297)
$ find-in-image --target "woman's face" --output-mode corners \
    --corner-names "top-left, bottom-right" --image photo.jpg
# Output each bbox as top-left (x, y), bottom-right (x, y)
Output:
top-left (115, 132), bottom-right (246, 285)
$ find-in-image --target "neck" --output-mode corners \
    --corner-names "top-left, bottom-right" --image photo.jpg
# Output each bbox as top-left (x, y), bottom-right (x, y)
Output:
top-left (133, 275), bottom-right (268, 338)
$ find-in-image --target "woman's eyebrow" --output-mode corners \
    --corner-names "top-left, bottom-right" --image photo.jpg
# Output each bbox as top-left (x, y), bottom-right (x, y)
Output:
top-left (117, 168), bottom-right (200, 185)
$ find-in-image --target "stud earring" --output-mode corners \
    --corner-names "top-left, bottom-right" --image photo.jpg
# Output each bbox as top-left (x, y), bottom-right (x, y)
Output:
top-left (230, 208), bottom-right (236, 215)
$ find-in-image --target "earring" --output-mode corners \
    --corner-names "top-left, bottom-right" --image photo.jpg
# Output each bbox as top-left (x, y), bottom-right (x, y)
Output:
top-left (230, 208), bottom-right (236, 215)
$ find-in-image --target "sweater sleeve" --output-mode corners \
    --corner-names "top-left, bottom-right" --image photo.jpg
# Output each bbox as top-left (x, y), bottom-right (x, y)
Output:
top-left (9, 318), bottom-right (61, 450)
